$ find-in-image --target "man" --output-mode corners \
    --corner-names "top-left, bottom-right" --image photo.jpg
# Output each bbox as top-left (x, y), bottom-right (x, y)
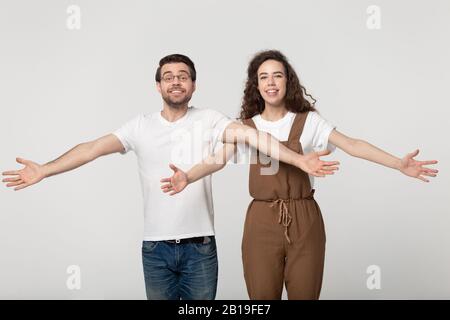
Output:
top-left (2, 54), bottom-right (339, 300)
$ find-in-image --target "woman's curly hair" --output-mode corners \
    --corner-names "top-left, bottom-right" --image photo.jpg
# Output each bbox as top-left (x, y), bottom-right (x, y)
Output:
top-left (239, 50), bottom-right (317, 120)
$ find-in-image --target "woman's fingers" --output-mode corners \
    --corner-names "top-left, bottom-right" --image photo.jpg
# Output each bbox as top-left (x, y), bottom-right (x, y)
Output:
top-left (407, 149), bottom-right (420, 158)
top-left (422, 168), bottom-right (438, 173)
top-left (419, 160), bottom-right (438, 166)
top-left (421, 168), bottom-right (438, 177)
top-left (421, 172), bottom-right (437, 177)
top-left (161, 179), bottom-right (182, 194)
top-left (417, 176), bottom-right (430, 183)
top-left (419, 163), bottom-right (438, 172)
top-left (161, 183), bottom-right (174, 193)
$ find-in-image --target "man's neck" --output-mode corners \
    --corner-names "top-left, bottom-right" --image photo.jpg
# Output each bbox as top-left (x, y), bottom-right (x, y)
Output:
top-left (160, 104), bottom-right (189, 122)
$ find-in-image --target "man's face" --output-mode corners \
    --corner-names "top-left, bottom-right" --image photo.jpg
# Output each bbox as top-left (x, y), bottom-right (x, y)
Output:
top-left (157, 62), bottom-right (196, 108)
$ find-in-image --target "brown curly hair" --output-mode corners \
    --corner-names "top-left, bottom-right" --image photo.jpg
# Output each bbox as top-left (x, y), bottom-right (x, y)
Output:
top-left (239, 50), bottom-right (317, 120)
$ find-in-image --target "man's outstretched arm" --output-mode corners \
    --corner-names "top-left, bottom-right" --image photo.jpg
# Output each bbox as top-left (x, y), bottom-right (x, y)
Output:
top-left (2, 134), bottom-right (125, 191)
top-left (222, 122), bottom-right (340, 177)
top-left (161, 128), bottom-right (341, 196)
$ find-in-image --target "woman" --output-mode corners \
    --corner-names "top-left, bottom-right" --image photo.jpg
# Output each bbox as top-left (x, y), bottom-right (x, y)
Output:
top-left (160, 50), bottom-right (438, 299)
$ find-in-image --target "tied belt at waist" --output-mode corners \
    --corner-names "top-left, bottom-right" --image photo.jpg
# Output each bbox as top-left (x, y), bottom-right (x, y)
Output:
top-left (255, 189), bottom-right (315, 244)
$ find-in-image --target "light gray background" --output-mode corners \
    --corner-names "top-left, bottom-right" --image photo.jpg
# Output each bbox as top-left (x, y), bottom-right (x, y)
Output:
top-left (0, 0), bottom-right (449, 299)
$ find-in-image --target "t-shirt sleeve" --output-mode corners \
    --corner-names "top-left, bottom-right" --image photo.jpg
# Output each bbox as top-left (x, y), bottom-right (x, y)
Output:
top-left (231, 120), bottom-right (252, 164)
top-left (309, 111), bottom-right (337, 153)
top-left (112, 114), bottom-right (142, 154)
top-left (207, 109), bottom-right (233, 153)
top-left (210, 109), bottom-right (233, 144)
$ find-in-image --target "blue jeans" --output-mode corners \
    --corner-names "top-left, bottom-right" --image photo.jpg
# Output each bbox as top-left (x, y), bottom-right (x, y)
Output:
top-left (142, 236), bottom-right (218, 300)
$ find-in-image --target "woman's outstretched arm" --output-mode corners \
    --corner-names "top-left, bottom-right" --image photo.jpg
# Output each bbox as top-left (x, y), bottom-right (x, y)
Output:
top-left (161, 135), bottom-right (341, 196)
top-left (160, 143), bottom-right (236, 195)
top-left (328, 129), bottom-right (439, 182)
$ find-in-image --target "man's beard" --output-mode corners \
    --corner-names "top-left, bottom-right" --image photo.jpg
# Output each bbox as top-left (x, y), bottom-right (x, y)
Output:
top-left (162, 92), bottom-right (192, 109)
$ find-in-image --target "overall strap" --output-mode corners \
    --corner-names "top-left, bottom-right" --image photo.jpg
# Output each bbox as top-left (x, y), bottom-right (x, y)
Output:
top-left (287, 111), bottom-right (309, 143)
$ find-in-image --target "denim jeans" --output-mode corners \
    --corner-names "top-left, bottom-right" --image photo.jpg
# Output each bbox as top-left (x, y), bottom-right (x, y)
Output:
top-left (142, 236), bottom-right (218, 300)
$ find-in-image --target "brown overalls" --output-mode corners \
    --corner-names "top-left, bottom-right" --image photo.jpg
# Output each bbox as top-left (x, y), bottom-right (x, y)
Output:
top-left (242, 111), bottom-right (326, 300)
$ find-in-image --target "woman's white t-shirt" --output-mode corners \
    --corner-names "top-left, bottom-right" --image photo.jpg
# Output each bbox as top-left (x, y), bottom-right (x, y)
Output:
top-left (237, 111), bottom-right (337, 188)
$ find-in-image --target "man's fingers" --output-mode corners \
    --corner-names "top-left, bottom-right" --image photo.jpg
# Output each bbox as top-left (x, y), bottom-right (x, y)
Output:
top-left (16, 157), bottom-right (30, 165)
top-left (161, 184), bottom-right (172, 189)
top-left (322, 161), bottom-right (340, 167)
top-left (2, 177), bottom-right (21, 182)
top-left (169, 164), bottom-right (179, 172)
top-left (169, 191), bottom-right (178, 196)
top-left (312, 171), bottom-right (326, 177)
top-left (417, 176), bottom-right (429, 183)
top-left (2, 171), bottom-right (19, 176)
top-left (321, 166), bottom-right (339, 172)
top-left (14, 183), bottom-right (29, 191)
top-left (160, 178), bottom-right (171, 183)
top-left (7, 180), bottom-right (24, 187)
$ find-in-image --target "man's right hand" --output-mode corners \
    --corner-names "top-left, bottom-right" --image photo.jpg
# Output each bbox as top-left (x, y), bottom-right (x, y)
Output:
top-left (2, 158), bottom-right (46, 191)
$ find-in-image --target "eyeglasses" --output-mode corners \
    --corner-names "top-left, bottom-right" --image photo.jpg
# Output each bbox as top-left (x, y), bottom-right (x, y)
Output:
top-left (162, 74), bottom-right (191, 83)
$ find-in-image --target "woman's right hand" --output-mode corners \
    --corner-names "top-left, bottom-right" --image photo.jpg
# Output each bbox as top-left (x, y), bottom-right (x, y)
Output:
top-left (160, 164), bottom-right (189, 196)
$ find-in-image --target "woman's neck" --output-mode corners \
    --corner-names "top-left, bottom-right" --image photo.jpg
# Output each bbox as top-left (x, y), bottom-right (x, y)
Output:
top-left (260, 104), bottom-right (288, 121)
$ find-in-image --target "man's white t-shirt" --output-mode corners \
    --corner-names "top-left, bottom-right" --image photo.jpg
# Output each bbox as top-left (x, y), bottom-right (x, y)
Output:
top-left (237, 111), bottom-right (337, 188)
top-left (113, 107), bottom-right (232, 241)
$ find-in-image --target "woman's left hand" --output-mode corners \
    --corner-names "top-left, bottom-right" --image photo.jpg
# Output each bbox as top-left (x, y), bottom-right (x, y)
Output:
top-left (399, 149), bottom-right (439, 182)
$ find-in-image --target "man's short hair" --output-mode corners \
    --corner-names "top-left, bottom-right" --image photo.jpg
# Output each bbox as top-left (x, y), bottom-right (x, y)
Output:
top-left (155, 54), bottom-right (197, 82)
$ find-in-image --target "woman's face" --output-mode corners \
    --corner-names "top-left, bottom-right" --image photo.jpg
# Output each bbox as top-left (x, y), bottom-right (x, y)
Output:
top-left (257, 59), bottom-right (287, 108)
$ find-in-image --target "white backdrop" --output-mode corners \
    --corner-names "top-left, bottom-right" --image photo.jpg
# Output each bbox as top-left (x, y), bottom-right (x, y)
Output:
top-left (0, 0), bottom-right (449, 299)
